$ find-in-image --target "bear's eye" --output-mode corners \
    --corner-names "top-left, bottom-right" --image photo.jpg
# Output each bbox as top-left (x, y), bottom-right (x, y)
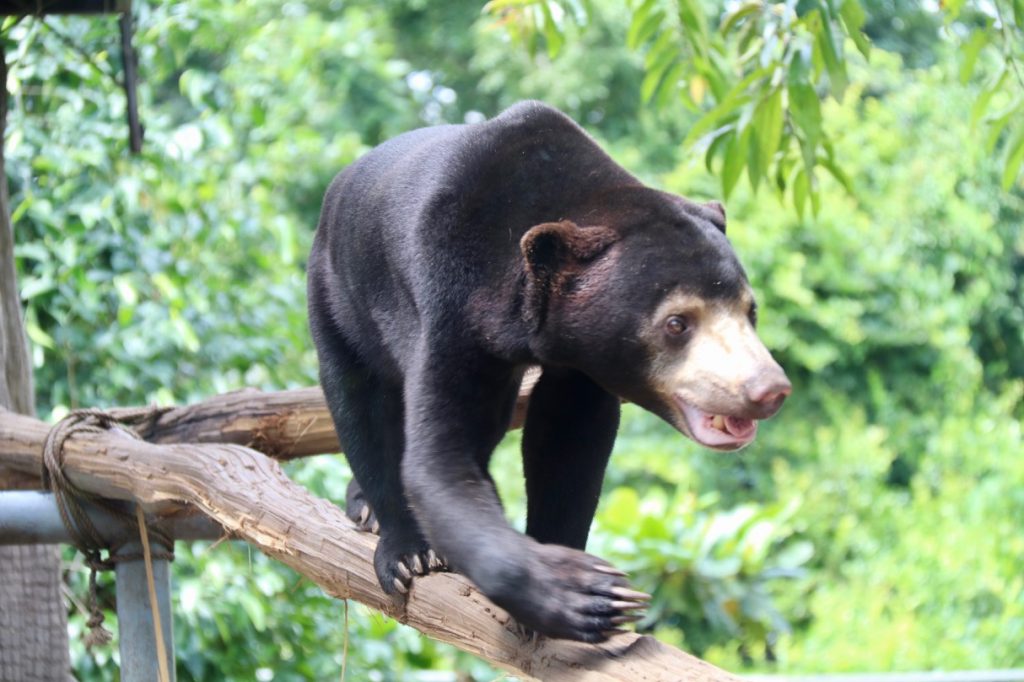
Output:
top-left (664, 315), bottom-right (691, 337)
top-left (747, 302), bottom-right (758, 327)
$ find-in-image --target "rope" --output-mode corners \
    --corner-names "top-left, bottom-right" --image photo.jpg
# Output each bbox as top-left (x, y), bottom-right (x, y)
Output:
top-left (41, 406), bottom-right (175, 648)
top-left (136, 505), bottom-right (172, 682)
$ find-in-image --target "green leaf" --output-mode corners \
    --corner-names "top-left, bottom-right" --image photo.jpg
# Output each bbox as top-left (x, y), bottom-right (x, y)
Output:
top-left (151, 272), bottom-right (178, 300)
top-left (643, 29), bottom-right (679, 78)
top-left (26, 319), bottom-right (56, 350)
top-left (792, 167), bottom-right (809, 219)
top-left (970, 69), bottom-right (1007, 129)
top-left (772, 541), bottom-right (814, 570)
top-left (641, 57), bottom-right (674, 103)
top-left (721, 1), bottom-right (762, 36)
top-left (788, 81), bottom-right (823, 171)
top-left (682, 66), bottom-right (770, 147)
top-left (540, 1), bottom-right (564, 58)
top-left (985, 107), bottom-right (1018, 154)
top-left (814, 12), bottom-right (848, 98)
top-left (703, 124), bottom-right (735, 173)
top-left (626, 0), bottom-right (662, 49)
top-left (1001, 123), bottom-right (1024, 190)
top-left (114, 275), bottom-right (139, 306)
top-left (10, 198), bottom-right (30, 224)
top-left (809, 168), bottom-right (821, 215)
top-left (655, 61), bottom-right (686, 108)
top-left (677, 0), bottom-right (709, 51)
top-left (746, 88), bottom-right (783, 194)
top-left (171, 313), bottom-right (201, 353)
top-left (838, 0), bottom-right (870, 58)
top-left (748, 137), bottom-right (763, 193)
top-left (818, 147), bottom-right (854, 194)
top-left (20, 276), bottom-right (55, 299)
top-left (757, 88), bottom-right (784, 169)
top-left (722, 130), bottom-right (747, 199)
top-left (959, 30), bottom-right (989, 84)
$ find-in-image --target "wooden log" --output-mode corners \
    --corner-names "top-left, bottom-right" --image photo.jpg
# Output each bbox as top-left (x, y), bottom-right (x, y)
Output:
top-left (0, 408), bottom-right (740, 682)
top-left (142, 368), bottom-right (542, 459)
top-left (144, 386), bottom-right (339, 460)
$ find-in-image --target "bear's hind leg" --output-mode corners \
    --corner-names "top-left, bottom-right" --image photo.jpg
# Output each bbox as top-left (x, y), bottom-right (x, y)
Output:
top-left (344, 477), bottom-right (448, 573)
top-left (317, 337), bottom-right (446, 594)
top-left (345, 477), bottom-right (378, 533)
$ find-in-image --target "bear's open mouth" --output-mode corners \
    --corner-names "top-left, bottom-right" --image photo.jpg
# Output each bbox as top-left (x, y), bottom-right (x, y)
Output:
top-left (675, 397), bottom-right (758, 450)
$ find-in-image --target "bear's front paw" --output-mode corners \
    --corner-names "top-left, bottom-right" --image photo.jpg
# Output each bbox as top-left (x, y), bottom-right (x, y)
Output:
top-left (496, 544), bottom-right (650, 643)
top-left (374, 531), bottom-right (449, 596)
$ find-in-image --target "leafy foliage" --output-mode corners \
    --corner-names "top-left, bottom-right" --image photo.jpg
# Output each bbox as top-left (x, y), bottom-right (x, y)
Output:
top-left (595, 486), bottom-right (812, 658)
top-left (487, 0), bottom-right (1024, 207)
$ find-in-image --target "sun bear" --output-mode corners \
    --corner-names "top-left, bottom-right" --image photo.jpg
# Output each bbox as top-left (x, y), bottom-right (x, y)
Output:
top-left (307, 101), bottom-right (790, 642)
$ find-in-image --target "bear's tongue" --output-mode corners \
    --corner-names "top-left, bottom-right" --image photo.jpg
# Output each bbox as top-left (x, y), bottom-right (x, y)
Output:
top-left (677, 399), bottom-right (758, 448)
top-left (709, 414), bottom-right (756, 439)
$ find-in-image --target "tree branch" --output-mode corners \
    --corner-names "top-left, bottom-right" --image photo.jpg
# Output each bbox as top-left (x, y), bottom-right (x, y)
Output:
top-left (0, 407), bottom-right (740, 682)
top-left (142, 367), bottom-right (542, 459)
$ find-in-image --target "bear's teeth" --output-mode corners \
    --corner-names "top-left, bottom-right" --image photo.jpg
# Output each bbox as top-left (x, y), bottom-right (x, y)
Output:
top-left (711, 415), bottom-right (725, 431)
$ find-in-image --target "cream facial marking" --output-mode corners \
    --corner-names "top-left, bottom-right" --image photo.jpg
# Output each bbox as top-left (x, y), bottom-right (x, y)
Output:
top-left (647, 288), bottom-right (790, 450)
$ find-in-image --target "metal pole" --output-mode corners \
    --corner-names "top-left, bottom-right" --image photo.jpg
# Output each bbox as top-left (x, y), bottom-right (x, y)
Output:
top-left (114, 541), bottom-right (175, 682)
top-left (0, 490), bottom-right (224, 545)
top-left (0, 491), bottom-right (227, 682)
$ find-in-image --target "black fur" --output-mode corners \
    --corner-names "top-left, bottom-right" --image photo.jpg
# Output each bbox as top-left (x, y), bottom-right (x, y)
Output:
top-left (308, 101), bottom-right (749, 641)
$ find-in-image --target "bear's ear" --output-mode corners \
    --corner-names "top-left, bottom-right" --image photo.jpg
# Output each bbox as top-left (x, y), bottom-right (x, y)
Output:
top-left (520, 221), bottom-right (618, 277)
top-left (705, 201), bottom-right (726, 233)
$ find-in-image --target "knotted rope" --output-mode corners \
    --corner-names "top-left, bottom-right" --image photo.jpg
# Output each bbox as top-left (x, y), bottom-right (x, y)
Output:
top-left (40, 406), bottom-right (174, 648)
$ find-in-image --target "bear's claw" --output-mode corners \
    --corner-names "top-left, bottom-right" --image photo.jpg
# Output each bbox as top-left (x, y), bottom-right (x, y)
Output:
top-left (594, 564), bottom-right (628, 577)
top-left (375, 533), bottom-right (450, 598)
top-left (609, 586), bottom-right (651, 601)
top-left (345, 479), bottom-right (380, 534)
top-left (491, 544), bottom-right (648, 643)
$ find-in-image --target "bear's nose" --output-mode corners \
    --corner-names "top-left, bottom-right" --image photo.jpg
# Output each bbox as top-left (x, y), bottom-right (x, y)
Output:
top-left (744, 371), bottom-right (791, 418)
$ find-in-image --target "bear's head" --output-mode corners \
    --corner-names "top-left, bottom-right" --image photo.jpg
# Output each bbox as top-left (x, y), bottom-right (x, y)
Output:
top-left (521, 189), bottom-right (790, 450)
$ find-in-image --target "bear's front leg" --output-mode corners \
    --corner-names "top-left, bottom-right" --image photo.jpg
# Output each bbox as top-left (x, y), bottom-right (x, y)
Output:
top-left (522, 367), bottom-right (621, 550)
top-left (400, 358), bottom-right (647, 642)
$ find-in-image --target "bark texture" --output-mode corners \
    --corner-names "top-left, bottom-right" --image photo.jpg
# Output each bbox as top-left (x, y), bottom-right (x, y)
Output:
top-left (0, 407), bottom-right (740, 682)
top-left (0, 45), bottom-right (72, 682)
top-left (142, 367), bottom-right (541, 459)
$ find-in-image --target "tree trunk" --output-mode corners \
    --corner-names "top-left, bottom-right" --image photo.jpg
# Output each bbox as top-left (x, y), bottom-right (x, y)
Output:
top-left (0, 44), bottom-right (72, 682)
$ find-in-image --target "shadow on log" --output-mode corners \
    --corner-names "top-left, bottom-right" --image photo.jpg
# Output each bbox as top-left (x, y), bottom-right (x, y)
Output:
top-left (0, 391), bottom-right (740, 681)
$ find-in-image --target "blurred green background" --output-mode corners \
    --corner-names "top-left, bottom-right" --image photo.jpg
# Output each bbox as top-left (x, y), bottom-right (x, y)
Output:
top-left (3, 0), bottom-right (1022, 678)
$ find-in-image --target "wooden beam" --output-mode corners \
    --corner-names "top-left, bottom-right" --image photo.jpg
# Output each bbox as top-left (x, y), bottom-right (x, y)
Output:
top-left (0, 407), bottom-right (741, 682)
top-left (0, 1), bottom-right (130, 16)
top-left (142, 368), bottom-right (541, 460)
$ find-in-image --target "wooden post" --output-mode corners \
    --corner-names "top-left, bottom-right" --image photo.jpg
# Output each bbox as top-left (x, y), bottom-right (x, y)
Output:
top-left (0, 44), bottom-right (72, 682)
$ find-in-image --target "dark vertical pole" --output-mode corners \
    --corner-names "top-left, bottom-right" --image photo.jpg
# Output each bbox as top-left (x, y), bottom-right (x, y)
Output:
top-left (119, 5), bottom-right (142, 154)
